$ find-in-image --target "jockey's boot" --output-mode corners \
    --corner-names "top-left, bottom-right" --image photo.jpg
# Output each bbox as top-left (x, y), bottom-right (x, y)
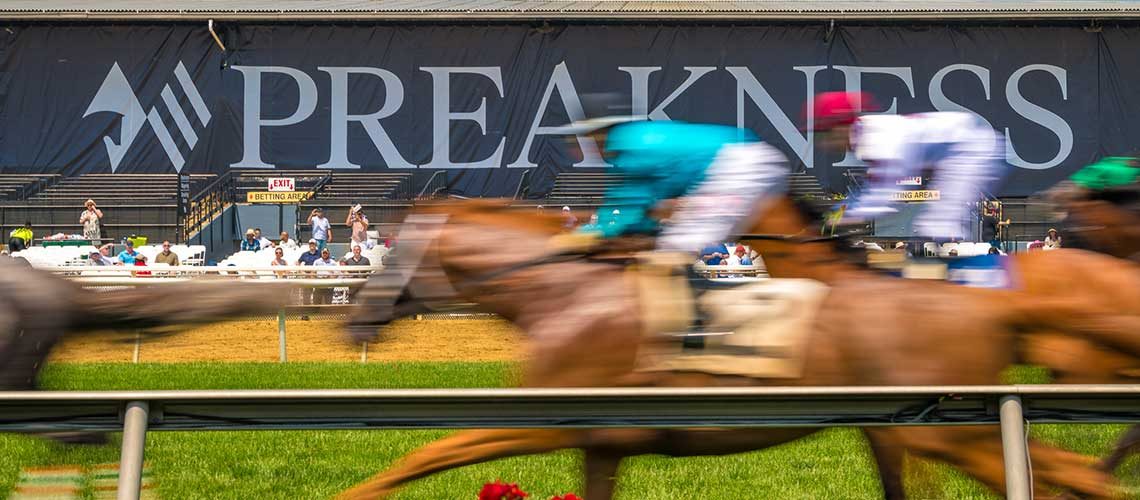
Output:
top-left (633, 251), bottom-right (697, 339)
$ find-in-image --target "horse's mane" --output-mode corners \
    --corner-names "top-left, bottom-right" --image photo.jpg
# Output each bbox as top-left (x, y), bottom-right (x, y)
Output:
top-left (1086, 184), bottom-right (1140, 213)
top-left (783, 194), bottom-right (871, 266)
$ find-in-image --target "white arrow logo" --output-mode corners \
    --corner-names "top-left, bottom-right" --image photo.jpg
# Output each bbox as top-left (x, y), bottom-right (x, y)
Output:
top-left (84, 62), bottom-right (211, 172)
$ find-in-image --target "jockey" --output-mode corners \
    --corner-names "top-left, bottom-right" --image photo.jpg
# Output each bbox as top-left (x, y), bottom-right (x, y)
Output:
top-left (808, 92), bottom-right (1006, 241)
top-left (565, 94), bottom-right (789, 255)
top-left (1069, 156), bottom-right (1140, 192)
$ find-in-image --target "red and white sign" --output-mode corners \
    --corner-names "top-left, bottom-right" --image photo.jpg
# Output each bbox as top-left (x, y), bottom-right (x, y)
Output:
top-left (896, 176), bottom-right (923, 186)
top-left (267, 178), bottom-right (295, 192)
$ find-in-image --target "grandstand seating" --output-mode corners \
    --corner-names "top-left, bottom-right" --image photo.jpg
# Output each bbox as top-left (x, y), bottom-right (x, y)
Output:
top-left (0, 174), bottom-right (59, 200)
top-left (12, 243), bottom-right (207, 268)
top-left (309, 172), bottom-right (414, 201)
top-left (545, 171), bottom-right (828, 203)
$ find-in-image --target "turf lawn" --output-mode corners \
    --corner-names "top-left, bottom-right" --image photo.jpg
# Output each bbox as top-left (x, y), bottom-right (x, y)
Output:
top-left (1, 362), bottom-right (1137, 499)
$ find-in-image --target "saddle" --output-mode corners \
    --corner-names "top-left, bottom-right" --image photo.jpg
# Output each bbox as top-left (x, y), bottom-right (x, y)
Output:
top-left (634, 265), bottom-right (830, 379)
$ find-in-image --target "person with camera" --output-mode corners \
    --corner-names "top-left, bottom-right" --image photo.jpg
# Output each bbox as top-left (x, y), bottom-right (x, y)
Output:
top-left (346, 204), bottom-right (370, 249)
top-left (307, 208), bottom-right (332, 251)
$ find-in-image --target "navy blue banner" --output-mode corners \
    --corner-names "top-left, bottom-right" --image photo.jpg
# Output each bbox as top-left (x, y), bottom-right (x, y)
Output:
top-left (0, 23), bottom-right (1127, 197)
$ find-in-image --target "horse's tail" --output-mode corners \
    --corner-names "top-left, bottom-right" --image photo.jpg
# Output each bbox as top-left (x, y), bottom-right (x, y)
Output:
top-left (69, 279), bottom-right (293, 333)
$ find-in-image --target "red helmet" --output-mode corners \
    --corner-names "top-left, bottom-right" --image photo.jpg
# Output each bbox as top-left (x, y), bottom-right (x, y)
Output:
top-left (806, 91), bottom-right (879, 131)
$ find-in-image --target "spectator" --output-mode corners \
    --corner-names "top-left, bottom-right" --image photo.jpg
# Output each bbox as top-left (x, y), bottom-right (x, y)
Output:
top-left (296, 239), bottom-right (321, 266)
top-left (981, 205), bottom-right (1010, 249)
top-left (988, 246), bottom-right (1001, 255)
top-left (278, 231), bottom-right (298, 250)
top-left (579, 214), bottom-right (601, 233)
top-left (948, 249), bottom-right (959, 257)
top-left (117, 239), bottom-right (139, 264)
top-left (700, 242), bottom-right (729, 265)
top-left (241, 229), bottom-right (261, 252)
top-left (270, 247), bottom-right (289, 278)
top-left (561, 206), bottom-right (578, 230)
top-left (254, 228), bottom-right (273, 249)
top-left (132, 253), bottom-right (151, 276)
top-left (308, 208), bottom-right (332, 251)
top-left (314, 248), bottom-right (337, 268)
top-left (346, 204), bottom-right (370, 248)
top-left (1028, 240), bottom-right (1046, 251)
top-left (89, 250), bottom-right (109, 266)
top-left (154, 240), bottom-right (179, 266)
top-left (96, 244), bottom-right (120, 265)
top-left (727, 244), bottom-right (753, 266)
top-left (1044, 228), bottom-right (1062, 250)
top-left (8, 221), bottom-right (32, 252)
top-left (79, 199), bottom-right (103, 243)
top-left (383, 232), bottom-right (397, 249)
top-left (339, 244), bottom-right (371, 266)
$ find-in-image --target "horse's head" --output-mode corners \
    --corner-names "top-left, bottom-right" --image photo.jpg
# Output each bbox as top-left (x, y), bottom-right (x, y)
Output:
top-left (739, 195), bottom-right (860, 281)
top-left (346, 200), bottom-right (570, 342)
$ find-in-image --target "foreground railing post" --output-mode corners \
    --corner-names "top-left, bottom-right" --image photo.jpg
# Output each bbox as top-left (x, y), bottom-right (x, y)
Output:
top-left (278, 309), bottom-right (287, 363)
top-left (1000, 395), bottom-right (1031, 500)
top-left (117, 401), bottom-right (149, 500)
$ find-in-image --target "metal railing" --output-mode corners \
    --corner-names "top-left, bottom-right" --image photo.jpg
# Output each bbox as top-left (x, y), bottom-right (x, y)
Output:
top-left (4, 385), bottom-right (1140, 500)
top-left (513, 169), bottom-right (532, 199)
top-left (183, 171), bottom-right (235, 241)
top-left (417, 170), bottom-right (447, 200)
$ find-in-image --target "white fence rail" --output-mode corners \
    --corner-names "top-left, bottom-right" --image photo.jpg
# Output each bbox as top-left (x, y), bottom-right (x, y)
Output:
top-left (4, 385), bottom-right (1140, 500)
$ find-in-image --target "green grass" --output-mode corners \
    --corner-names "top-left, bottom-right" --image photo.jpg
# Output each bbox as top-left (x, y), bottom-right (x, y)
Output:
top-left (0, 363), bottom-right (1136, 499)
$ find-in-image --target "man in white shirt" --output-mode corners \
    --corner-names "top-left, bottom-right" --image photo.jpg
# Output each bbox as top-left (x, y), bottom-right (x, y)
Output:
top-left (278, 231), bottom-right (299, 250)
top-left (308, 208), bottom-right (333, 251)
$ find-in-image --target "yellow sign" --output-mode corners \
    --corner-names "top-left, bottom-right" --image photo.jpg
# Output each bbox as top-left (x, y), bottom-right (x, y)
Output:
top-left (247, 191), bottom-right (311, 203)
top-left (890, 190), bottom-right (941, 202)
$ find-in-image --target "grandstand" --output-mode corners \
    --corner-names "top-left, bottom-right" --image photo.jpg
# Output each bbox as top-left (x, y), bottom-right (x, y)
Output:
top-left (0, 174), bottom-right (214, 246)
top-left (543, 171), bottom-right (829, 206)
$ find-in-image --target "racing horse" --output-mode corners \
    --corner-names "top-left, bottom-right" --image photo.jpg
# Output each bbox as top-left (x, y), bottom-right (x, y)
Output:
top-left (0, 257), bottom-right (292, 395)
top-left (338, 199), bottom-right (1137, 499)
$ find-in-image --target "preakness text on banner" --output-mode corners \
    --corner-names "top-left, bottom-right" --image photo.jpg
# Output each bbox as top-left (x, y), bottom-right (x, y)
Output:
top-left (0, 23), bottom-right (1132, 197)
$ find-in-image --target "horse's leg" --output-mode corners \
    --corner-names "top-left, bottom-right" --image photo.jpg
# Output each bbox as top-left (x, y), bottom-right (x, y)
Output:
top-left (583, 447), bottom-right (623, 500)
top-left (336, 429), bottom-right (587, 500)
top-left (880, 427), bottom-right (1113, 499)
top-left (863, 429), bottom-right (908, 500)
top-left (1099, 424), bottom-right (1140, 472)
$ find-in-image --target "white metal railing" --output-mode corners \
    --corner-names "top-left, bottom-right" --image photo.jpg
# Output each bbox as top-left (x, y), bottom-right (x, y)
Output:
top-left (38, 265), bottom-right (381, 286)
top-left (694, 264), bottom-right (768, 279)
top-left (4, 385), bottom-right (1140, 500)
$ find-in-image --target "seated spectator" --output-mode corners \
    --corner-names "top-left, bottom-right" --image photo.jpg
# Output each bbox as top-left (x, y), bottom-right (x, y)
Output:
top-left (561, 206), bottom-right (578, 230)
top-left (96, 244), bottom-right (120, 265)
top-left (89, 250), bottom-right (108, 266)
top-left (241, 229), bottom-right (261, 252)
top-left (270, 247), bottom-right (288, 277)
top-left (726, 244), bottom-right (752, 266)
top-left (296, 239), bottom-right (321, 265)
top-left (8, 221), bottom-right (32, 252)
top-left (117, 240), bottom-right (139, 264)
top-left (988, 246), bottom-right (1001, 255)
top-left (383, 232), bottom-right (397, 249)
top-left (254, 228), bottom-right (273, 249)
top-left (948, 249), bottom-right (959, 257)
top-left (278, 231), bottom-right (299, 250)
top-left (1044, 228), bottom-right (1062, 250)
top-left (579, 214), bottom-right (601, 233)
top-left (132, 253), bottom-right (151, 276)
top-left (154, 240), bottom-right (179, 266)
top-left (700, 243), bottom-right (730, 265)
top-left (339, 244), bottom-right (371, 266)
top-left (1028, 240), bottom-right (1045, 251)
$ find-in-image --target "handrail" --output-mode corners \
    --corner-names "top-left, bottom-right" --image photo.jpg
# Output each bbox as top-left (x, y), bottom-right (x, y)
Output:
top-left (4, 385), bottom-right (1139, 499)
top-left (513, 169), bottom-right (532, 199)
top-left (417, 170), bottom-right (447, 199)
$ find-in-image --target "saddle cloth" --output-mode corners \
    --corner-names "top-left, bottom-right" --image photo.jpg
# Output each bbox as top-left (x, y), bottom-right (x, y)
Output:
top-left (637, 278), bottom-right (830, 379)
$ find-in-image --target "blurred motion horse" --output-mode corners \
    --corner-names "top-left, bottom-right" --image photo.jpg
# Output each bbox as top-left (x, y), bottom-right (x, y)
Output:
top-left (340, 199), bottom-right (1140, 499)
top-left (0, 257), bottom-right (292, 395)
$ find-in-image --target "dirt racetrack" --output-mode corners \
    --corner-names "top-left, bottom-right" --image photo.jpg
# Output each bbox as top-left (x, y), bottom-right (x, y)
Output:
top-left (48, 317), bottom-right (525, 363)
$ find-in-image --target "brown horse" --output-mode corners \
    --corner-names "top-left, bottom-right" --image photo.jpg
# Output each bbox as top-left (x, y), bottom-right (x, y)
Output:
top-left (0, 257), bottom-right (293, 393)
top-left (339, 199), bottom-right (1136, 499)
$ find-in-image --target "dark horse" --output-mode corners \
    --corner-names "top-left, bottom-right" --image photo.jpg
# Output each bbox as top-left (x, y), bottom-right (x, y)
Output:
top-left (0, 257), bottom-right (291, 393)
top-left (339, 199), bottom-right (1140, 499)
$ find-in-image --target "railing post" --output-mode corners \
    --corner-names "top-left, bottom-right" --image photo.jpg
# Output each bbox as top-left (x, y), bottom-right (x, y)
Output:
top-left (1000, 395), bottom-right (1031, 500)
top-left (278, 309), bottom-right (287, 363)
top-left (117, 401), bottom-right (149, 500)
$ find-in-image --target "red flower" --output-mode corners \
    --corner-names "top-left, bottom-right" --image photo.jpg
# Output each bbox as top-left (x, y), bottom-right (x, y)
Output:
top-left (479, 480), bottom-right (529, 500)
top-left (551, 494), bottom-right (582, 500)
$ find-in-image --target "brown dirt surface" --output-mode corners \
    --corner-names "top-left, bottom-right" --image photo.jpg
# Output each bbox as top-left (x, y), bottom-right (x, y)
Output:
top-left (48, 318), bottom-right (525, 363)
